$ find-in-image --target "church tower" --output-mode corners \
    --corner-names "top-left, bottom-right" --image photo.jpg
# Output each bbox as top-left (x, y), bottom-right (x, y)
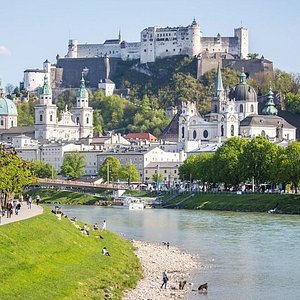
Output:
top-left (72, 74), bottom-right (93, 138)
top-left (34, 75), bottom-right (57, 140)
top-left (211, 64), bottom-right (227, 113)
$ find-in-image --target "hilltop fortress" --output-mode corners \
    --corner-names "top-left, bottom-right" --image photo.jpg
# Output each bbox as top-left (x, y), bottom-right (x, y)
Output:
top-left (66, 19), bottom-right (248, 63)
top-left (24, 20), bottom-right (272, 90)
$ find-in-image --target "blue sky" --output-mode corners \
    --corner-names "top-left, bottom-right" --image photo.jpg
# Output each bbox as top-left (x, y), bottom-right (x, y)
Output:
top-left (1, 0), bottom-right (300, 87)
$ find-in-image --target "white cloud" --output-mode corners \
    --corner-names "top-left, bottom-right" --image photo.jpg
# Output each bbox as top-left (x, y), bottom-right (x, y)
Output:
top-left (0, 46), bottom-right (11, 56)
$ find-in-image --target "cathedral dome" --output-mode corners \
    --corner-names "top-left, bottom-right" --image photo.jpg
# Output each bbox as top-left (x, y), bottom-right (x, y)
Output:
top-left (0, 95), bottom-right (17, 116)
top-left (229, 71), bottom-right (257, 102)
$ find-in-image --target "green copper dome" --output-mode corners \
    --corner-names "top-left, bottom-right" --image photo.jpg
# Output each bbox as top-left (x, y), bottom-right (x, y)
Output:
top-left (39, 75), bottom-right (52, 95)
top-left (76, 75), bottom-right (88, 98)
top-left (262, 88), bottom-right (278, 115)
top-left (0, 96), bottom-right (18, 116)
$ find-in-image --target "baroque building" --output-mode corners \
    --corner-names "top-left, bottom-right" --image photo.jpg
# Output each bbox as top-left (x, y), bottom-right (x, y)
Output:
top-left (165, 66), bottom-right (295, 149)
top-left (34, 74), bottom-right (93, 141)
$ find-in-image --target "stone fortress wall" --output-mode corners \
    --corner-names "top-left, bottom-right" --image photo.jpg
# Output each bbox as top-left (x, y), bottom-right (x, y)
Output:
top-left (65, 20), bottom-right (248, 64)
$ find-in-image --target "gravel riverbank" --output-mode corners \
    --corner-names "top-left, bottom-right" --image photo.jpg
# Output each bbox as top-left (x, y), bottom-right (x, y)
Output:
top-left (122, 240), bottom-right (199, 300)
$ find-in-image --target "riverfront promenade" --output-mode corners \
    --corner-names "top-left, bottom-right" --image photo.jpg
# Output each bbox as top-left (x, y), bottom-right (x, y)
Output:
top-left (1, 203), bottom-right (43, 225)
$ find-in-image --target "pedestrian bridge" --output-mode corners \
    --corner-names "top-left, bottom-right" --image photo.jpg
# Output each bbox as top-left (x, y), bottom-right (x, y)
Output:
top-left (33, 178), bottom-right (129, 192)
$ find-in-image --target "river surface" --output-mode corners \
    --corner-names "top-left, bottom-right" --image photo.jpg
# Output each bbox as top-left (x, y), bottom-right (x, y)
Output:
top-left (59, 205), bottom-right (300, 300)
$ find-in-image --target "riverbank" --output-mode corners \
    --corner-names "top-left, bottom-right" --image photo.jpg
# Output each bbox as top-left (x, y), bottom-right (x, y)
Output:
top-left (123, 240), bottom-right (198, 300)
top-left (162, 192), bottom-right (300, 214)
top-left (0, 206), bottom-right (141, 299)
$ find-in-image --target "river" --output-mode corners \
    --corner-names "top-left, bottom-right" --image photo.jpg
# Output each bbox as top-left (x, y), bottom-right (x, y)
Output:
top-left (59, 205), bottom-right (300, 300)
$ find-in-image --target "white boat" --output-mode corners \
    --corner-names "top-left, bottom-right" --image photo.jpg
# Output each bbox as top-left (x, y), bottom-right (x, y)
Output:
top-left (112, 196), bottom-right (144, 210)
top-left (128, 198), bottom-right (144, 210)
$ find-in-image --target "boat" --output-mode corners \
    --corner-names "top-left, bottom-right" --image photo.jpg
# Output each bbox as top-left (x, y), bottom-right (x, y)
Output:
top-left (127, 197), bottom-right (144, 210)
top-left (112, 196), bottom-right (144, 210)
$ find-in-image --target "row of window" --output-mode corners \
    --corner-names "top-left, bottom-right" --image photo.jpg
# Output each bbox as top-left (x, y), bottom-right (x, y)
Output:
top-left (39, 115), bottom-right (89, 124)
top-left (0, 120), bottom-right (14, 127)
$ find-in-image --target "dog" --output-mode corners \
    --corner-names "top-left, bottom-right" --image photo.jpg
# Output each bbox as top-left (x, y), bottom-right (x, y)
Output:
top-left (198, 282), bottom-right (208, 293)
top-left (179, 280), bottom-right (187, 290)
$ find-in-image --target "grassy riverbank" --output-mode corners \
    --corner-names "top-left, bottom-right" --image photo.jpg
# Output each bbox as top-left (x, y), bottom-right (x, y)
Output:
top-left (0, 207), bottom-right (141, 300)
top-left (162, 192), bottom-right (300, 214)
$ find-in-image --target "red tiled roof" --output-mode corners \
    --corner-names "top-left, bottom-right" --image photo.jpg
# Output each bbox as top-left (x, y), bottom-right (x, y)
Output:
top-left (124, 133), bottom-right (158, 142)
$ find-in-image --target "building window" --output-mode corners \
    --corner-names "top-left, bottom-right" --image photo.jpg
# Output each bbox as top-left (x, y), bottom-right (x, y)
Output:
top-left (40, 115), bottom-right (43, 122)
top-left (261, 130), bottom-right (265, 136)
top-left (193, 130), bottom-right (197, 139)
top-left (214, 105), bottom-right (218, 113)
top-left (76, 117), bottom-right (80, 125)
top-left (0, 120), bottom-right (3, 126)
top-left (50, 115), bottom-right (53, 122)
top-left (239, 104), bottom-right (243, 113)
top-left (181, 126), bottom-right (185, 138)
top-left (251, 104), bottom-right (254, 113)
top-left (11, 121), bottom-right (13, 127)
top-left (203, 130), bottom-right (208, 138)
top-left (221, 125), bottom-right (224, 136)
top-left (86, 117), bottom-right (89, 124)
top-left (231, 125), bottom-right (234, 136)
top-left (144, 49), bottom-right (146, 52)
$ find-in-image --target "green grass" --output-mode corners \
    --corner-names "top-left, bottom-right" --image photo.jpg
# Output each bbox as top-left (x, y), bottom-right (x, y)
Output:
top-left (0, 207), bottom-right (141, 299)
top-left (161, 192), bottom-right (300, 214)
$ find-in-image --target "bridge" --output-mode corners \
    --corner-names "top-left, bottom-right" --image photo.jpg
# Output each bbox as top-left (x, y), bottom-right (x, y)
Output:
top-left (33, 178), bottom-right (129, 192)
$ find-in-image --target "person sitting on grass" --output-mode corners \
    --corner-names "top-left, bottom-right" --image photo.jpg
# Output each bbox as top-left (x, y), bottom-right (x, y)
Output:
top-left (93, 223), bottom-right (99, 230)
top-left (102, 247), bottom-right (110, 256)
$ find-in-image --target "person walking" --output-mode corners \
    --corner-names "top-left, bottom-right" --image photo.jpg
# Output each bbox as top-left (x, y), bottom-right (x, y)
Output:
top-left (161, 271), bottom-right (169, 289)
top-left (101, 220), bottom-right (106, 231)
top-left (36, 194), bottom-right (40, 205)
top-left (28, 196), bottom-right (32, 209)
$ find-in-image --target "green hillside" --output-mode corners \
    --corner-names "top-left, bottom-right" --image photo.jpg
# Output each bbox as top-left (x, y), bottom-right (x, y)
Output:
top-left (0, 207), bottom-right (141, 299)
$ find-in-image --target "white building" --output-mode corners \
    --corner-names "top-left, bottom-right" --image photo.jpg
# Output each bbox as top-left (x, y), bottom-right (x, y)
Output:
top-left (34, 74), bottom-right (93, 142)
top-left (64, 20), bottom-right (248, 64)
top-left (98, 79), bottom-right (115, 96)
top-left (177, 66), bottom-right (296, 151)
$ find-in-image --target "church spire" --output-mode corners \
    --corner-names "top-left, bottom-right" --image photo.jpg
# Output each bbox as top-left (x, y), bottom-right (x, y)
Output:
top-left (118, 29), bottom-right (121, 41)
top-left (214, 63), bottom-right (224, 93)
top-left (40, 74), bottom-right (52, 96)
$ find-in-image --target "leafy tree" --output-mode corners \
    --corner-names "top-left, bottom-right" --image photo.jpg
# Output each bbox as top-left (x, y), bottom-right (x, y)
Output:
top-left (214, 137), bottom-right (247, 188)
top-left (99, 156), bottom-right (121, 183)
top-left (284, 92), bottom-right (300, 113)
top-left (120, 162), bottom-right (140, 184)
top-left (152, 173), bottom-right (163, 184)
top-left (282, 141), bottom-right (300, 192)
top-left (247, 53), bottom-right (259, 59)
top-left (239, 136), bottom-right (279, 185)
top-left (61, 152), bottom-right (86, 179)
top-left (31, 160), bottom-right (57, 178)
top-left (16, 99), bottom-right (37, 126)
top-left (93, 109), bottom-right (104, 134)
top-left (0, 146), bottom-right (35, 207)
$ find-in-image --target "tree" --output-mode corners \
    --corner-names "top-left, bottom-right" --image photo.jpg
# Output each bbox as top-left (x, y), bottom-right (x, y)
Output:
top-left (152, 173), bottom-right (163, 184)
top-left (61, 152), bottom-right (86, 179)
top-left (239, 136), bottom-right (279, 186)
top-left (283, 141), bottom-right (300, 193)
top-left (0, 146), bottom-right (35, 207)
top-left (31, 160), bottom-right (57, 178)
top-left (16, 99), bottom-right (37, 126)
top-left (120, 162), bottom-right (140, 184)
top-left (247, 53), bottom-right (259, 59)
top-left (99, 156), bottom-right (121, 183)
top-left (214, 137), bottom-right (248, 188)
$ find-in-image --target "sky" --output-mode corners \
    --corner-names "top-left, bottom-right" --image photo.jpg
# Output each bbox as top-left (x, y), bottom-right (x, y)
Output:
top-left (1, 0), bottom-right (300, 87)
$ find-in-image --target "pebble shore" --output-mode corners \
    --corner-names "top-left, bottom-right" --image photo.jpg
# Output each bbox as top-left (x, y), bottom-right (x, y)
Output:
top-left (122, 240), bottom-right (198, 300)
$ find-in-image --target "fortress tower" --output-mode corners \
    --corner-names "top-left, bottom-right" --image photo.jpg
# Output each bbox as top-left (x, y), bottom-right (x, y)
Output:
top-left (67, 39), bottom-right (78, 58)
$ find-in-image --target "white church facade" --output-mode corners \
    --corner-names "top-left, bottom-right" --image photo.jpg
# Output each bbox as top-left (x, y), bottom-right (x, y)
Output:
top-left (178, 66), bottom-right (296, 149)
top-left (34, 75), bottom-right (93, 142)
